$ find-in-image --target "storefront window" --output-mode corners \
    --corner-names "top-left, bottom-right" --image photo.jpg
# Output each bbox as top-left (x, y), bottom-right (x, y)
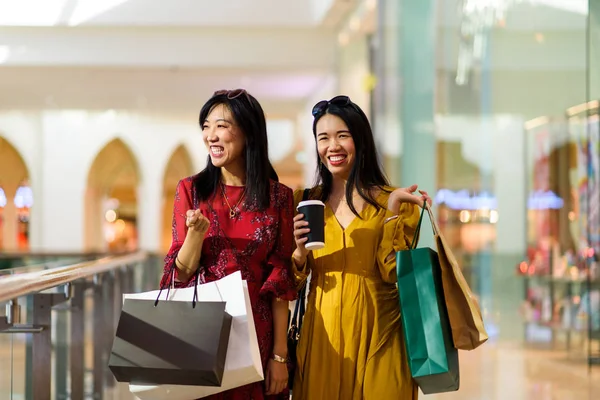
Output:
top-left (376, 0), bottom-right (597, 362)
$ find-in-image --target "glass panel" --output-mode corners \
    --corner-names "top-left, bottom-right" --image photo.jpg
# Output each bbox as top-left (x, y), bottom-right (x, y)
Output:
top-left (0, 254), bottom-right (163, 399)
top-left (587, 0), bottom-right (600, 366)
top-left (376, 0), bottom-right (590, 349)
top-left (0, 298), bottom-right (28, 400)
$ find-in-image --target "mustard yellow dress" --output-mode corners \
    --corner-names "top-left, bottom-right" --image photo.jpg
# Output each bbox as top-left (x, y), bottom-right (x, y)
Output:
top-left (291, 188), bottom-right (420, 400)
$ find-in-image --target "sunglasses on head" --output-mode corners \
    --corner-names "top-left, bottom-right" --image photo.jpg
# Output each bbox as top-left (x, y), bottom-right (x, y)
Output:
top-left (213, 88), bottom-right (253, 103)
top-left (311, 95), bottom-right (352, 117)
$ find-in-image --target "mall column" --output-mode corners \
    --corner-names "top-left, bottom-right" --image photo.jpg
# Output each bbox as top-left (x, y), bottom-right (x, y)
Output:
top-left (398, 0), bottom-right (437, 248)
top-left (137, 173), bottom-right (162, 290)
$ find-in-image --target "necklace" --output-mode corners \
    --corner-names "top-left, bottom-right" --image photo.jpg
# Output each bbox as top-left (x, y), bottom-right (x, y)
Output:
top-left (220, 183), bottom-right (246, 219)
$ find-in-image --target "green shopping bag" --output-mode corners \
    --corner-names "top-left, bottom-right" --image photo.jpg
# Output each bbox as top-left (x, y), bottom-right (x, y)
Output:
top-left (396, 204), bottom-right (460, 394)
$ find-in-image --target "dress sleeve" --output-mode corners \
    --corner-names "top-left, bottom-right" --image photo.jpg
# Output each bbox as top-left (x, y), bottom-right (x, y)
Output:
top-left (159, 179), bottom-right (194, 289)
top-left (290, 188), bottom-right (312, 287)
top-left (376, 200), bottom-right (421, 284)
top-left (259, 185), bottom-right (298, 301)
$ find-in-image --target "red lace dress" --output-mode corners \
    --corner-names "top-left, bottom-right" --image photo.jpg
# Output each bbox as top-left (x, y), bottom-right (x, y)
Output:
top-left (160, 176), bottom-right (297, 400)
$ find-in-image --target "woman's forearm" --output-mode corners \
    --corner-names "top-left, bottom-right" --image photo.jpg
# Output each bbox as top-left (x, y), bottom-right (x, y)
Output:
top-left (175, 232), bottom-right (205, 281)
top-left (292, 249), bottom-right (308, 271)
top-left (271, 298), bottom-right (290, 359)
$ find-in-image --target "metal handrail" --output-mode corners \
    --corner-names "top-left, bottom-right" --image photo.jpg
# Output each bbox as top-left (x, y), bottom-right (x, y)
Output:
top-left (0, 251), bottom-right (149, 303)
top-left (0, 258), bottom-right (84, 276)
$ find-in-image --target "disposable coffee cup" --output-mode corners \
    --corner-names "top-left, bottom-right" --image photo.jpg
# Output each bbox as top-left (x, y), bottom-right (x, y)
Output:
top-left (297, 200), bottom-right (325, 251)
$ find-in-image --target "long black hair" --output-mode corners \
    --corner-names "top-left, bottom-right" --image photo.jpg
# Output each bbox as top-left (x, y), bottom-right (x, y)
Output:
top-left (193, 90), bottom-right (278, 210)
top-left (312, 96), bottom-right (389, 216)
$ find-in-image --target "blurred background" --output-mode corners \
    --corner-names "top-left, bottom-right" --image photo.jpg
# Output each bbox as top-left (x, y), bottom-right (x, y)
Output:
top-left (0, 0), bottom-right (599, 399)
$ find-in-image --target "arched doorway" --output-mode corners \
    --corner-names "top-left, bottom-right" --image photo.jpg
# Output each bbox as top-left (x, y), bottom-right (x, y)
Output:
top-left (85, 138), bottom-right (141, 252)
top-left (161, 145), bottom-right (194, 253)
top-left (0, 137), bottom-right (31, 251)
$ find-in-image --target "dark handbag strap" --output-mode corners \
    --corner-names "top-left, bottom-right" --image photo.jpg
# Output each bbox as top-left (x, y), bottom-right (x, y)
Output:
top-left (290, 188), bottom-right (311, 330)
top-left (291, 286), bottom-right (306, 330)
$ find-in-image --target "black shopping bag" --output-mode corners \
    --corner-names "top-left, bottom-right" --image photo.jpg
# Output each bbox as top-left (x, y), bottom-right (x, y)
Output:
top-left (108, 296), bottom-right (232, 386)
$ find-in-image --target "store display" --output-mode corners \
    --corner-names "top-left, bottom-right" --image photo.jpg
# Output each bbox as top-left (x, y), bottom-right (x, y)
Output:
top-left (521, 102), bottom-right (600, 364)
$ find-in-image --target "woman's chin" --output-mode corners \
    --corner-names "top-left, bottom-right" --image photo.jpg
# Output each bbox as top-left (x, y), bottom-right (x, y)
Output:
top-left (210, 155), bottom-right (227, 167)
top-left (328, 166), bottom-right (351, 179)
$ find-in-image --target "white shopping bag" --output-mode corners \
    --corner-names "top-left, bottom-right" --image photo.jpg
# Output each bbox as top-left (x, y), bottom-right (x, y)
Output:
top-left (126, 271), bottom-right (264, 399)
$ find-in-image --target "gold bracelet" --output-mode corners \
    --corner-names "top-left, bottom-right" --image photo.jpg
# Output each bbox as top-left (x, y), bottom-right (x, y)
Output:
top-left (176, 256), bottom-right (190, 271)
top-left (272, 354), bottom-right (287, 363)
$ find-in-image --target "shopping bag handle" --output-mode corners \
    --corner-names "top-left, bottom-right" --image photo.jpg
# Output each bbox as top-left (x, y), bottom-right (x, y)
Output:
top-left (409, 201), bottom-right (438, 249)
top-left (153, 261), bottom-right (218, 308)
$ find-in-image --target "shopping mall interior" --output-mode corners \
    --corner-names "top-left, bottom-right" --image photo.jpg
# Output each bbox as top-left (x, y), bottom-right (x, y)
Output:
top-left (0, 0), bottom-right (599, 399)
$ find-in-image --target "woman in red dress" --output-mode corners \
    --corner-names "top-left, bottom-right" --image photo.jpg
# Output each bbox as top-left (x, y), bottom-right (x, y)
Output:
top-left (160, 89), bottom-right (296, 399)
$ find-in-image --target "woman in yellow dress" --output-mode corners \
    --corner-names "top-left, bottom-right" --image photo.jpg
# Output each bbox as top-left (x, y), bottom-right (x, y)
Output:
top-left (291, 96), bottom-right (431, 400)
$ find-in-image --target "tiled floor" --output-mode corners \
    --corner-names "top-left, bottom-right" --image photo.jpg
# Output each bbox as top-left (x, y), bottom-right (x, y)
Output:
top-left (421, 342), bottom-right (598, 400)
top-left (104, 342), bottom-right (598, 400)
top-left (2, 337), bottom-right (597, 399)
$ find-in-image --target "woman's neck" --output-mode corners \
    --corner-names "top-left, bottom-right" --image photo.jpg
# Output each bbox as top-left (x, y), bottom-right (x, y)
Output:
top-left (221, 161), bottom-right (246, 186)
top-left (330, 177), bottom-right (371, 204)
top-left (331, 177), bottom-right (350, 199)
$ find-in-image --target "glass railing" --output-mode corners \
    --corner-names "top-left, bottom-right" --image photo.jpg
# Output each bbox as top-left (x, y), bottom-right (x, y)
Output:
top-left (0, 258), bottom-right (89, 279)
top-left (0, 252), bottom-right (164, 400)
top-left (0, 253), bottom-right (106, 273)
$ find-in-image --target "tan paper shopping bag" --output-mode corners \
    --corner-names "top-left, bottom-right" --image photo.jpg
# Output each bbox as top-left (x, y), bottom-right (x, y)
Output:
top-left (425, 205), bottom-right (488, 350)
